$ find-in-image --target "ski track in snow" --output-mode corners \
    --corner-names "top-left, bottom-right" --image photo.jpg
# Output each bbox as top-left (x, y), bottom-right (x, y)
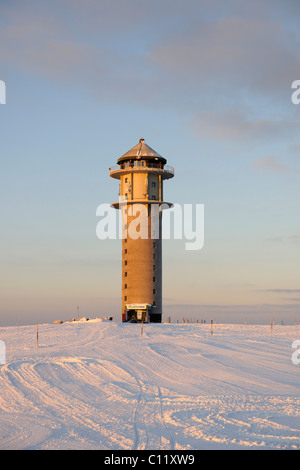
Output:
top-left (0, 321), bottom-right (299, 450)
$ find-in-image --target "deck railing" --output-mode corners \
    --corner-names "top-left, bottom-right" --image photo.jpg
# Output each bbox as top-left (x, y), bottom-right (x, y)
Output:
top-left (109, 164), bottom-right (174, 175)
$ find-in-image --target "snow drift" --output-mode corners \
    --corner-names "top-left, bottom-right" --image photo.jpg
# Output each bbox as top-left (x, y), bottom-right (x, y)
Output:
top-left (0, 321), bottom-right (299, 450)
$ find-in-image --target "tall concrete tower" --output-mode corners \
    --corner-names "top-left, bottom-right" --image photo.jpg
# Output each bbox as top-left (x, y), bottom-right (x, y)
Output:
top-left (110, 138), bottom-right (174, 323)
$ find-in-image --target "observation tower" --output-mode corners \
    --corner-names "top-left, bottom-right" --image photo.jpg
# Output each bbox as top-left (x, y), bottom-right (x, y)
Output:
top-left (109, 138), bottom-right (174, 322)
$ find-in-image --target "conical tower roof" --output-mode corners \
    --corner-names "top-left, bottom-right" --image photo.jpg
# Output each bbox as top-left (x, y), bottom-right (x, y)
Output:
top-left (117, 138), bottom-right (167, 164)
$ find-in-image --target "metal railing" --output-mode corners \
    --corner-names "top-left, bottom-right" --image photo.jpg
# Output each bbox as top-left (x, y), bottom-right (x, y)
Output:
top-left (164, 165), bottom-right (174, 174)
top-left (109, 164), bottom-right (174, 174)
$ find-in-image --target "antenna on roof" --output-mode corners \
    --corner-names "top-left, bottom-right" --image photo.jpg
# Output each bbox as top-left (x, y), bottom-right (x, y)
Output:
top-left (137, 138), bottom-right (144, 158)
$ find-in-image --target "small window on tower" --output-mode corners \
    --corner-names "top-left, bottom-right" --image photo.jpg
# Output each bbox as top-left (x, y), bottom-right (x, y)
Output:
top-left (151, 182), bottom-right (156, 188)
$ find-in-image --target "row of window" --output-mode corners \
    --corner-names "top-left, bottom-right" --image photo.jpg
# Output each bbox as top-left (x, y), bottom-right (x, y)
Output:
top-left (124, 255), bottom-right (156, 265)
top-left (124, 285), bottom-right (157, 294)
top-left (124, 296), bottom-right (157, 306)
top-left (124, 266), bottom-right (157, 277)
top-left (124, 240), bottom-right (157, 248)
top-left (124, 177), bottom-right (157, 188)
top-left (121, 160), bottom-right (163, 169)
top-left (124, 194), bottom-right (157, 201)
top-left (124, 276), bottom-right (156, 282)
top-left (120, 160), bottom-right (163, 170)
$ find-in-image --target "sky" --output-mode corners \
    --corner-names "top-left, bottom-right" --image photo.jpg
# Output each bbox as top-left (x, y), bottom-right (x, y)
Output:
top-left (0, 0), bottom-right (300, 326)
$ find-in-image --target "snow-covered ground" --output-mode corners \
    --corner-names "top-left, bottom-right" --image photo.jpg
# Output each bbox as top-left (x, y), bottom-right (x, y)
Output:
top-left (0, 320), bottom-right (299, 450)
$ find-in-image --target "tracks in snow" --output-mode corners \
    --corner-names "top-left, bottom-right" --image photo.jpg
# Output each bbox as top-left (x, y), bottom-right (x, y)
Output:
top-left (1, 322), bottom-right (300, 450)
top-left (0, 352), bottom-right (176, 450)
top-left (100, 349), bottom-right (176, 450)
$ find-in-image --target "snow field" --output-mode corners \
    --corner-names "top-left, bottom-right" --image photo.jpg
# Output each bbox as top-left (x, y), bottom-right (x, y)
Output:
top-left (0, 321), bottom-right (299, 450)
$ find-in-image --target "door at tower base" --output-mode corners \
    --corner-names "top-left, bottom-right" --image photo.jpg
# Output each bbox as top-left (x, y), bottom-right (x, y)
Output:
top-left (123, 304), bottom-right (162, 323)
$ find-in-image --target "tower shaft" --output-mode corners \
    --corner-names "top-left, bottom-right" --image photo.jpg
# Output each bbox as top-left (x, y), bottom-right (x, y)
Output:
top-left (109, 139), bottom-right (174, 323)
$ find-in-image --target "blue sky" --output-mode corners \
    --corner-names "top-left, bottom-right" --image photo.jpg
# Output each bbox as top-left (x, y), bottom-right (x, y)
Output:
top-left (0, 0), bottom-right (300, 325)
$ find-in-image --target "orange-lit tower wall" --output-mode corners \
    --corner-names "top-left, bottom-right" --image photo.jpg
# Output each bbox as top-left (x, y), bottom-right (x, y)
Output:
top-left (109, 138), bottom-right (174, 323)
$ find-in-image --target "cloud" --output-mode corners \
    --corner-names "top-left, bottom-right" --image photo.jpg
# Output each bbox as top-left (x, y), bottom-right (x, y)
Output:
top-left (150, 15), bottom-right (300, 98)
top-left (191, 109), bottom-right (299, 142)
top-left (265, 235), bottom-right (300, 244)
top-left (288, 235), bottom-right (300, 243)
top-left (1, 1), bottom-right (300, 113)
top-left (257, 288), bottom-right (300, 294)
top-left (253, 155), bottom-right (288, 173)
top-left (288, 142), bottom-right (300, 154)
top-left (0, 1), bottom-right (154, 102)
top-left (264, 237), bottom-right (283, 243)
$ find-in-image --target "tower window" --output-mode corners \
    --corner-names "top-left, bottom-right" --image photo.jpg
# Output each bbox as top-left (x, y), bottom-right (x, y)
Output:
top-left (153, 289), bottom-right (156, 295)
top-left (153, 277), bottom-right (156, 282)
top-left (125, 260), bottom-right (127, 266)
top-left (124, 296), bottom-right (127, 301)
top-left (124, 249), bottom-right (127, 254)
top-left (151, 195), bottom-right (156, 200)
top-left (153, 242), bottom-right (156, 248)
top-left (124, 284), bottom-right (127, 289)
top-left (153, 265), bottom-right (156, 271)
top-left (151, 182), bottom-right (156, 188)
top-left (153, 253), bottom-right (156, 260)
top-left (125, 272), bottom-right (127, 277)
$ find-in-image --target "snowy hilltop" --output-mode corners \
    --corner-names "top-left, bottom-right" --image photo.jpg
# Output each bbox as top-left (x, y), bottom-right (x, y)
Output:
top-left (0, 321), bottom-right (299, 450)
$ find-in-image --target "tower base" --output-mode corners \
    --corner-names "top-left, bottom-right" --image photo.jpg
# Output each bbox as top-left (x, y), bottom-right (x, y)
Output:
top-left (148, 313), bottom-right (162, 323)
top-left (122, 307), bottom-right (162, 323)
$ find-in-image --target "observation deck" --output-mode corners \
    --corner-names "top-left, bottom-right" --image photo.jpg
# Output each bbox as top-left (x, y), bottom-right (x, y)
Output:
top-left (109, 162), bottom-right (174, 180)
